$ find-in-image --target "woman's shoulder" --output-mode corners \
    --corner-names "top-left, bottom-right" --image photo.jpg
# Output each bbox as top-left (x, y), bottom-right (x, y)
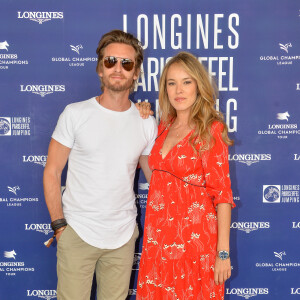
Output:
top-left (210, 120), bottom-right (225, 135)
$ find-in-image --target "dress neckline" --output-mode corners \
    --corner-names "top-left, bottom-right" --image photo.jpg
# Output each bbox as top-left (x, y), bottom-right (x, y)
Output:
top-left (160, 125), bottom-right (194, 160)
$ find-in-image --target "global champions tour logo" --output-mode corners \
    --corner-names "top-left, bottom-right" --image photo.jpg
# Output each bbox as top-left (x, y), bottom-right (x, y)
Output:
top-left (258, 112), bottom-right (299, 139)
top-left (1, 250), bottom-right (35, 276)
top-left (0, 41), bottom-right (9, 51)
top-left (20, 85), bottom-right (65, 97)
top-left (0, 40), bottom-right (29, 70)
top-left (4, 250), bottom-right (16, 259)
top-left (17, 11), bottom-right (63, 24)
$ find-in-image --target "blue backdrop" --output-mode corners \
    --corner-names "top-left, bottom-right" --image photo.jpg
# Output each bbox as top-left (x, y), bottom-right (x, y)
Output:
top-left (1, 0), bottom-right (300, 299)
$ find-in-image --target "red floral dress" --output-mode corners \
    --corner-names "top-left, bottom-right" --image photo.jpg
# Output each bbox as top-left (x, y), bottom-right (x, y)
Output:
top-left (137, 121), bottom-right (235, 300)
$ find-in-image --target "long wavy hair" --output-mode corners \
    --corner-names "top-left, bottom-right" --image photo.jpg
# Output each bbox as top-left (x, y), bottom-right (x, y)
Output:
top-left (159, 51), bottom-right (233, 152)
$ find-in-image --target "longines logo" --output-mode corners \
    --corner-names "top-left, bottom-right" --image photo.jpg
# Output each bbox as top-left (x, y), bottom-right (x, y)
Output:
top-left (295, 154), bottom-right (300, 161)
top-left (228, 154), bottom-right (271, 166)
top-left (25, 224), bottom-right (52, 235)
top-left (292, 221), bottom-right (300, 229)
top-left (0, 40), bottom-right (29, 70)
top-left (256, 251), bottom-right (300, 272)
top-left (258, 112), bottom-right (299, 139)
top-left (26, 290), bottom-right (57, 299)
top-left (23, 155), bottom-right (47, 167)
top-left (0, 117), bottom-right (31, 136)
top-left (291, 288), bottom-right (300, 295)
top-left (226, 288), bottom-right (268, 298)
top-left (259, 41), bottom-right (300, 65)
top-left (51, 44), bottom-right (97, 67)
top-left (17, 11), bottom-right (63, 24)
top-left (263, 185), bottom-right (299, 204)
top-left (20, 85), bottom-right (65, 97)
top-left (1, 250), bottom-right (34, 276)
top-left (230, 222), bottom-right (270, 233)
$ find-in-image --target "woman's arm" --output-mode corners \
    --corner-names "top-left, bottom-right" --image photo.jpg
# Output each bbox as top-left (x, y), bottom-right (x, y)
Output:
top-left (214, 203), bottom-right (232, 285)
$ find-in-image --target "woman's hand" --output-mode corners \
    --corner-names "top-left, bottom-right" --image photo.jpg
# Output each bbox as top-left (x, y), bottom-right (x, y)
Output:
top-left (214, 256), bottom-right (231, 285)
top-left (135, 101), bottom-right (154, 119)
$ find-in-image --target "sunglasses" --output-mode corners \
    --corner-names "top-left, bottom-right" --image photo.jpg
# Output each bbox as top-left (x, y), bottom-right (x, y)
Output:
top-left (103, 56), bottom-right (135, 72)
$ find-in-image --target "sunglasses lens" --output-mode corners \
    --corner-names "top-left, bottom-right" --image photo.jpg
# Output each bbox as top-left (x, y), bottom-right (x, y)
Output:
top-left (122, 59), bottom-right (134, 71)
top-left (104, 57), bottom-right (117, 68)
top-left (104, 57), bottom-right (134, 71)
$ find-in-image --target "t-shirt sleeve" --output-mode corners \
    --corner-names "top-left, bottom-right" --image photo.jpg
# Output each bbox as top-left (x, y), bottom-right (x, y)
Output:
top-left (141, 116), bottom-right (158, 156)
top-left (51, 105), bottom-right (75, 149)
top-left (201, 122), bottom-right (235, 209)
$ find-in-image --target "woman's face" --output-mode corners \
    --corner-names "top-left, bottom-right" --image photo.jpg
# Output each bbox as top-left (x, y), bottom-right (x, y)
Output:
top-left (166, 63), bottom-right (198, 114)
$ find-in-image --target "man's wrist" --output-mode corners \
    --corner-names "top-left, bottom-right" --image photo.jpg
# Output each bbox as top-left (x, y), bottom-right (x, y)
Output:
top-left (51, 218), bottom-right (67, 231)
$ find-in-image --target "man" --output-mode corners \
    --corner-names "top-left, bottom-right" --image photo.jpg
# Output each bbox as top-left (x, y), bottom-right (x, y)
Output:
top-left (43, 30), bottom-right (157, 300)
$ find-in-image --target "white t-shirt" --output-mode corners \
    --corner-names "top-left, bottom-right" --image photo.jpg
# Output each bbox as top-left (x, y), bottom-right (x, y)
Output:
top-left (52, 97), bottom-right (157, 249)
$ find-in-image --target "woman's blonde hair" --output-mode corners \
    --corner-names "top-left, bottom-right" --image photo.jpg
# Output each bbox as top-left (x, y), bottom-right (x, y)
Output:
top-left (159, 51), bottom-right (233, 152)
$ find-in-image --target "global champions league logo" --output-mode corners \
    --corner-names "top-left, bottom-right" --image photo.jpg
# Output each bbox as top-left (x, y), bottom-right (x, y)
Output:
top-left (256, 251), bottom-right (300, 272)
top-left (260, 41), bottom-right (300, 65)
top-left (70, 44), bottom-right (83, 55)
top-left (7, 186), bottom-right (20, 195)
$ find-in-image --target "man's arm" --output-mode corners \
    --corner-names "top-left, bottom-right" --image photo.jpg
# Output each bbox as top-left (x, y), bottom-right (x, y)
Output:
top-left (139, 155), bottom-right (152, 184)
top-left (43, 139), bottom-right (71, 224)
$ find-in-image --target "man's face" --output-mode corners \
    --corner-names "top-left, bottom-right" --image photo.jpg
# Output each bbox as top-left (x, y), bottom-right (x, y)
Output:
top-left (98, 43), bottom-right (138, 92)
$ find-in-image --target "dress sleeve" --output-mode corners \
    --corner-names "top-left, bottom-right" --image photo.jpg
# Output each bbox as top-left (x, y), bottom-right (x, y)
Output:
top-left (201, 122), bottom-right (235, 209)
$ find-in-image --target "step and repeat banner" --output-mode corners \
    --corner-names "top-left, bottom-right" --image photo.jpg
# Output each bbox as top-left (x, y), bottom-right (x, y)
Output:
top-left (0, 0), bottom-right (299, 299)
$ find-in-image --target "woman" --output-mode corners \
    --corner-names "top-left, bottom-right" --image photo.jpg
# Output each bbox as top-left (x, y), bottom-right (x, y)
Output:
top-left (137, 52), bottom-right (235, 300)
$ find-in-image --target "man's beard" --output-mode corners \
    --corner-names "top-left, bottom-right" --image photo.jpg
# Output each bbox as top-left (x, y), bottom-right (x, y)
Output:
top-left (102, 74), bottom-right (134, 92)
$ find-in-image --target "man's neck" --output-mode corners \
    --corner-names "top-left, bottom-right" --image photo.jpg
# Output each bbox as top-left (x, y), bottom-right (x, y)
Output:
top-left (98, 89), bottom-right (131, 112)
